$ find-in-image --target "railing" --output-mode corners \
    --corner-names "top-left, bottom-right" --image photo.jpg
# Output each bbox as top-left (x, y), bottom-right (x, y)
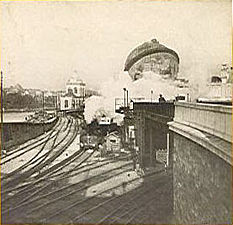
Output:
top-left (174, 102), bottom-right (232, 142)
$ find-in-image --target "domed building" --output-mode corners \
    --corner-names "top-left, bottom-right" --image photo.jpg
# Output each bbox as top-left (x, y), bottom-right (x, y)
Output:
top-left (65, 77), bottom-right (86, 97)
top-left (124, 39), bottom-right (179, 80)
top-left (58, 77), bottom-right (86, 111)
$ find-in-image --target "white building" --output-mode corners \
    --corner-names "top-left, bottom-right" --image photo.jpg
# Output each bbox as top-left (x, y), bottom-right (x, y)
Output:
top-left (65, 77), bottom-right (86, 97)
top-left (58, 77), bottom-right (86, 111)
top-left (198, 64), bottom-right (232, 103)
top-left (99, 115), bottom-right (112, 125)
top-left (105, 131), bottom-right (121, 152)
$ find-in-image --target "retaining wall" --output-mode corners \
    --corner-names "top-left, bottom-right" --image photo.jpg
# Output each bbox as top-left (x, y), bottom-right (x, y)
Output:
top-left (2, 117), bottom-right (58, 149)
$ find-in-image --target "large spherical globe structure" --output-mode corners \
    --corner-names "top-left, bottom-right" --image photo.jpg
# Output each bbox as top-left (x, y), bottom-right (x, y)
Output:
top-left (124, 39), bottom-right (179, 80)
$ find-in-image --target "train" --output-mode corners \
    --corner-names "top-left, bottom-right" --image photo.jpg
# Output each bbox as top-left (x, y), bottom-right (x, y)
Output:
top-left (86, 116), bottom-right (120, 137)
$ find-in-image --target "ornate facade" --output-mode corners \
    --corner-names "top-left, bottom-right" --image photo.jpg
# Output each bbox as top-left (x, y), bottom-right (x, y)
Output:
top-left (124, 39), bottom-right (179, 80)
top-left (58, 77), bottom-right (86, 111)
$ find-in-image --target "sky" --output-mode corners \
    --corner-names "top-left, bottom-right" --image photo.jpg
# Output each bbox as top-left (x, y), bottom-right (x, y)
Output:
top-left (1, 0), bottom-right (232, 90)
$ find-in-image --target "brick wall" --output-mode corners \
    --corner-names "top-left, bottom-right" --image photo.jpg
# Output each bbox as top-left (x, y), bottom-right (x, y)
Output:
top-left (172, 132), bottom-right (232, 224)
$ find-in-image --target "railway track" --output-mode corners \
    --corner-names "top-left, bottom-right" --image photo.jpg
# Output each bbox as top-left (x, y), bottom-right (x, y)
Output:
top-left (2, 157), bottom-right (133, 222)
top-left (41, 168), bottom-right (169, 224)
top-left (0, 117), bottom-right (63, 165)
top-left (73, 172), bottom-right (170, 224)
top-left (1, 118), bottom-right (71, 179)
top-left (2, 155), bottom-right (131, 213)
top-left (2, 115), bottom-right (172, 225)
top-left (2, 117), bottom-right (105, 217)
top-left (1, 117), bottom-right (67, 180)
top-left (2, 153), bottom-right (129, 207)
top-left (2, 116), bottom-right (78, 191)
top-left (3, 161), bottom-right (170, 224)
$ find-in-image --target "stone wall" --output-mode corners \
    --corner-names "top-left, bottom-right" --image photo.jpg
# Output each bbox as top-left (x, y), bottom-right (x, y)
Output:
top-left (2, 117), bottom-right (58, 150)
top-left (172, 132), bottom-right (232, 224)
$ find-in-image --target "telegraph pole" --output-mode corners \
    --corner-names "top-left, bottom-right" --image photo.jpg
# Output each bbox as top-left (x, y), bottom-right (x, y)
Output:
top-left (123, 88), bottom-right (126, 108)
top-left (55, 93), bottom-right (58, 116)
top-left (126, 90), bottom-right (129, 108)
top-left (1, 71), bottom-right (3, 149)
top-left (42, 91), bottom-right (45, 132)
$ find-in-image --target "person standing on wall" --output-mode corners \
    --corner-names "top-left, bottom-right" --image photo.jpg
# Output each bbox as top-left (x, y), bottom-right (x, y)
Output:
top-left (159, 94), bottom-right (166, 103)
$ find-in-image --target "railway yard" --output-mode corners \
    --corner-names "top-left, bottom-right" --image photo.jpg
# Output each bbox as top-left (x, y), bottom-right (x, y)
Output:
top-left (1, 116), bottom-right (173, 224)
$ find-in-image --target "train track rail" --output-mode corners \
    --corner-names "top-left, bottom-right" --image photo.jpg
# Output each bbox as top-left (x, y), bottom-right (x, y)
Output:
top-left (1, 117), bottom-right (67, 180)
top-left (1, 117), bottom-right (61, 158)
top-left (41, 168), bottom-right (169, 224)
top-left (0, 117), bottom-right (63, 164)
top-left (2, 117), bottom-right (100, 211)
top-left (2, 161), bottom-right (132, 217)
top-left (73, 173), bottom-right (170, 224)
top-left (2, 153), bottom-right (129, 206)
top-left (2, 116), bottom-right (77, 190)
top-left (2, 115), bottom-right (172, 225)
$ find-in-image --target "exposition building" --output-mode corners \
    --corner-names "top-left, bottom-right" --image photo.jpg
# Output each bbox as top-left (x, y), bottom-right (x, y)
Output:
top-left (124, 39), bottom-right (180, 81)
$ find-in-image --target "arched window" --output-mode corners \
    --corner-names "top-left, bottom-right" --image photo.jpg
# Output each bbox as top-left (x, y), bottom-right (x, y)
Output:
top-left (74, 87), bottom-right (77, 94)
top-left (68, 88), bottom-right (73, 94)
top-left (65, 100), bottom-right (68, 108)
top-left (80, 88), bottom-right (83, 97)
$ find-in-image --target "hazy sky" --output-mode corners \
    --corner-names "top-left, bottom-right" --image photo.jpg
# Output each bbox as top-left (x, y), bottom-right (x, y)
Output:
top-left (1, 0), bottom-right (232, 90)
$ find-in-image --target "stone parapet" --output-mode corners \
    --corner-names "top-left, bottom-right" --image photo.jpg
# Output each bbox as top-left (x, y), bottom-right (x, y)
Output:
top-left (173, 102), bottom-right (232, 143)
top-left (169, 102), bottom-right (232, 224)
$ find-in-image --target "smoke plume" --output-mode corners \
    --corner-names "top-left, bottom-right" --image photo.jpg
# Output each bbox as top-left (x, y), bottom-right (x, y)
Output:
top-left (84, 70), bottom-right (195, 124)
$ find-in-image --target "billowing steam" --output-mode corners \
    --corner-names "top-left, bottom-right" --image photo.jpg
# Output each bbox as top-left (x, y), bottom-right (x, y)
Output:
top-left (84, 70), bottom-right (205, 124)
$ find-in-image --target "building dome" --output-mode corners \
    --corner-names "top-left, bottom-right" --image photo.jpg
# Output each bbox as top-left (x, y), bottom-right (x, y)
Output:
top-left (124, 39), bottom-right (180, 80)
top-left (66, 76), bottom-right (84, 85)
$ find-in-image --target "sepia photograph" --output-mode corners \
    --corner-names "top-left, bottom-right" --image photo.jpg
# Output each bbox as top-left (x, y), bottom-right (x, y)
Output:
top-left (0, 0), bottom-right (232, 224)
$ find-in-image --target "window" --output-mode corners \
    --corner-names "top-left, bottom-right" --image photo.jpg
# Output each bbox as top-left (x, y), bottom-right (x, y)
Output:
top-left (65, 100), bottom-right (68, 108)
top-left (110, 139), bottom-right (116, 143)
top-left (74, 87), bottom-right (77, 94)
top-left (68, 88), bottom-right (73, 94)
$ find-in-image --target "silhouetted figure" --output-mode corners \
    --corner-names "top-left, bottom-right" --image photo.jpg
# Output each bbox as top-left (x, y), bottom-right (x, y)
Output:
top-left (159, 94), bottom-right (166, 103)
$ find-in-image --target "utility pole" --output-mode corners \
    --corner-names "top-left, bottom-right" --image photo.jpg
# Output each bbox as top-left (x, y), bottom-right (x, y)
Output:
top-left (42, 91), bottom-right (45, 133)
top-left (126, 90), bottom-right (129, 108)
top-left (55, 93), bottom-right (58, 116)
top-left (123, 88), bottom-right (126, 108)
top-left (1, 71), bottom-right (3, 149)
top-left (42, 91), bottom-right (45, 116)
